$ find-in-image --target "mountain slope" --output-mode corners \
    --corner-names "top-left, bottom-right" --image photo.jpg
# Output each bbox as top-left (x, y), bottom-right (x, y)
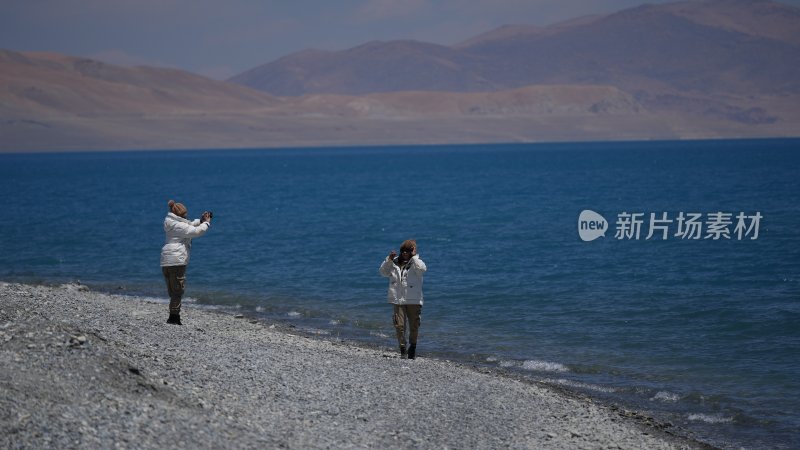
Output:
top-left (2, 19), bottom-right (799, 153)
top-left (230, 0), bottom-right (800, 97)
top-left (229, 40), bottom-right (494, 96)
top-left (659, 0), bottom-right (800, 46)
top-left (464, 0), bottom-right (800, 95)
top-left (0, 49), bottom-right (281, 118)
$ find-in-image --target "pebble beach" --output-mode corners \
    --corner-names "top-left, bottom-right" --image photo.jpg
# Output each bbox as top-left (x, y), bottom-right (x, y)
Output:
top-left (0, 282), bottom-right (711, 449)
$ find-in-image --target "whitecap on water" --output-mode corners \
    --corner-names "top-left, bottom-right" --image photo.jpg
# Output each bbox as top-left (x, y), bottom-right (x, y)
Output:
top-left (522, 360), bottom-right (569, 373)
top-left (329, 319), bottom-right (341, 325)
top-left (546, 378), bottom-right (618, 393)
top-left (255, 306), bottom-right (264, 312)
top-left (687, 413), bottom-right (734, 424)
top-left (287, 311), bottom-right (301, 317)
top-left (303, 328), bottom-right (330, 335)
top-left (651, 391), bottom-right (680, 402)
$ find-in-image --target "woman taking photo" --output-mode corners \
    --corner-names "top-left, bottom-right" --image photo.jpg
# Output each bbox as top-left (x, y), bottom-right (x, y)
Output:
top-left (160, 200), bottom-right (212, 325)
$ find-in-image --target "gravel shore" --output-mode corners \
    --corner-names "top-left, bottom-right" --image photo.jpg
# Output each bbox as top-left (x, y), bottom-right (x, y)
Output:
top-left (1, 282), bottom-right (709, 449)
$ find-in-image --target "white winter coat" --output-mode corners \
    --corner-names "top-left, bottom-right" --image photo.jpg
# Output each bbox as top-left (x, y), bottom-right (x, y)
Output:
top-left (379, 254), bottom-right (427, 305)
top-left (160, 212), bottom-right (211, 267)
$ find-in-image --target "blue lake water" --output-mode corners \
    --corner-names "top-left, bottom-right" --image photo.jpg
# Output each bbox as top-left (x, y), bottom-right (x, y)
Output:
top-left (1, 139), bottom-right (799, 449)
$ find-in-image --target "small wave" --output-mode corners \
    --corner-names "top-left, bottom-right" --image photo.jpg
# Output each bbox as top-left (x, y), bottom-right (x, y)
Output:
top-left (652, 391), bottom-right (680, 402)
top-left (119, 293), bottom-right (216, 307)
top-left (255, 306), bottom-right (264, 312)
top-left (59, 282), bottom-right (89, 292)
top-left (287, 311), bottom-right (301, 317)
top-left (545, 378), bottom-right (618, 393)
top-left (369, 331), bottom-right (389, 338)
top-left (522, 360), bottom-right (569, 373)
top-left (687, 413), bottom-right (734, 424)
top-left (303, 328), bottom-right (330, 336)
top-left (131, 296), bottom-right (168, 304)
top-left (329, 319), bottom-right (341, 325)
top-left (493, 359), bottom-right (569, 372)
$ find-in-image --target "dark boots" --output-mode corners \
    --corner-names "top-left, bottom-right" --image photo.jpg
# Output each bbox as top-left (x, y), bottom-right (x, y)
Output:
top-left (166, 313), bottom-right (182, 325)
top-left (399, 343), bottom-right (417, 359)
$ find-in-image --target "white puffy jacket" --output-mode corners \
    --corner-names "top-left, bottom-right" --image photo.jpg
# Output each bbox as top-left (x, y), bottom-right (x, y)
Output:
top-left (160, 212), bottom-right (211, 267)
top-left (379, 254), bottom-right (427, 305)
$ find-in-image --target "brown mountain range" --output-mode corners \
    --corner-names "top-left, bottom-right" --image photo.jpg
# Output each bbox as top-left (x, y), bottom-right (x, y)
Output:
top-left (230, 0), bottom-right (800, 97)
top-left (1, 0), bottom-right (799, 152)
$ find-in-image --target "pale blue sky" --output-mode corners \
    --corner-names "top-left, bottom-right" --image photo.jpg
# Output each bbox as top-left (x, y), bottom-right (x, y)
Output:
top-left (2, 0), bottom-right (798, 79)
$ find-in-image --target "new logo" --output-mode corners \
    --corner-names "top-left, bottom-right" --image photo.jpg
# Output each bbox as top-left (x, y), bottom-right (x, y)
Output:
top-left (578, 210), bottom-right (608, 242)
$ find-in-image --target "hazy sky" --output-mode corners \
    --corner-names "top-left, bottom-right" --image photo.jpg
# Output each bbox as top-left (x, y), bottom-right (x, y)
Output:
top-left (2, 0), bottom-right (799, 80)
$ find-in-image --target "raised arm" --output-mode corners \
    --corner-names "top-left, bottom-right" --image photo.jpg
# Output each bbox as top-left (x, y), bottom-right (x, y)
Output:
top-left (409, 254), bottom-right (427, 273)
top-left (168, 220), bottom-right (211, 238)
top-left (379, 250), bottom-right (396, 277)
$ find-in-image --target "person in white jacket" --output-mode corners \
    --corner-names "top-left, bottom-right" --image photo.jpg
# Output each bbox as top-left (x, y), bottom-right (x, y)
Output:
top-left (160, 200), bottom-right (212, 325)
top-left (379, 239), bottom-right (427, 359)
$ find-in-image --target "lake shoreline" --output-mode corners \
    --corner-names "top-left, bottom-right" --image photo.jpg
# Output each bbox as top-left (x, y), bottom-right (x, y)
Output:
top-left (0, 281), bottom-right (712, 449)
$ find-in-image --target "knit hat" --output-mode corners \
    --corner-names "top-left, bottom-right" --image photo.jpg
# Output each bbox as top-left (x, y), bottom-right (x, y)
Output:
top-left (168, 200), bottom-right (187, 218)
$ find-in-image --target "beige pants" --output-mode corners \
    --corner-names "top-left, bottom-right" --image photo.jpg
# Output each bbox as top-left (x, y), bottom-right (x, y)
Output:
top-left (393, 304), bottom-right (422, 346)
top-left (162, 265), bottom-right (186, 314)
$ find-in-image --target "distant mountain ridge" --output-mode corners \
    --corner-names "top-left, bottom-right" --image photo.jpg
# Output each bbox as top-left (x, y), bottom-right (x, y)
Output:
top-left (229, 0), bottom-right (800, 97)
top-left (1, 0), bottom-right (799, 152)
top-left (0, 49), bottom-right (280, 117)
